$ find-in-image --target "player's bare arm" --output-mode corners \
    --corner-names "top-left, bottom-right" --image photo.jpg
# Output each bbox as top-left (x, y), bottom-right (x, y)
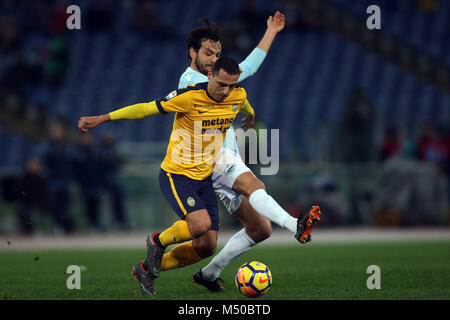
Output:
top-left (235, 11), bottom-right (284, 130)
top-left (256, 11), bottom-right (285, 53)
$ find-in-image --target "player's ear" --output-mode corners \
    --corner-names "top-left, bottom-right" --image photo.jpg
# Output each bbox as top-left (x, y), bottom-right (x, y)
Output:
top-left (239, 68), bottom-right (243, 74)
top-left (189, 47), bottom-right (196, 60)
top-left (207, 70), bottom-right (212, 80)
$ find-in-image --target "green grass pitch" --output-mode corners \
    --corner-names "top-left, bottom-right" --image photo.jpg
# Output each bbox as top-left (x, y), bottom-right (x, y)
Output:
top-left (1, 241), bottom-right (449, 300)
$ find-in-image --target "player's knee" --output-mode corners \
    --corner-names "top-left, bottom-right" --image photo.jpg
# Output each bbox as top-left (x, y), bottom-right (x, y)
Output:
top-left (248, 176), bottom-right (265, 195)
top-left (236, 175), bottom-right (266, 198)
top-left (187, 213), bottom-right (212, 238)
top-left (255, 179), bottom-right (266, 191)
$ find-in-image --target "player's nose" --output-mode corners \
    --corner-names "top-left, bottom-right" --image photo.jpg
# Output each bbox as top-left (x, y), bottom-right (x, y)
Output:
top-left (221, 88), bottom-right (231, 99)
top-left (220, 87), bottom-right (228, 95)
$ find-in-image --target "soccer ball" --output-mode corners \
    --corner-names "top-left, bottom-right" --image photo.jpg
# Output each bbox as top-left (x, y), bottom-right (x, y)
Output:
top-left (235, 261), bottom-right (272, 297)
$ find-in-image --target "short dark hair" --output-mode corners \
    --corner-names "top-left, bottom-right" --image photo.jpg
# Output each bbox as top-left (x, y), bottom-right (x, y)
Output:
top-left (211, 57), bottom-right (240, 76)
top-left (187, 18), bottom-right (223, 60)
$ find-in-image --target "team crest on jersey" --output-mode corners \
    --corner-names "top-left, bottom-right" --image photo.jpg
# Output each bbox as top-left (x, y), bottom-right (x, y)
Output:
top-left (225, 164), bottom-right (236, 175)
top-left (165, 90), bottom-right (177, 100)
top-left (232, 104), bottom-right (238, 112)
top-left (186, 197), bottom-right (196, 207)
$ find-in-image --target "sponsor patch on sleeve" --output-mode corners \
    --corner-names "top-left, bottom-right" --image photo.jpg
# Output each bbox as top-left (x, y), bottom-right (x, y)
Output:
top-left (165, 90), bottom-right (178, 100)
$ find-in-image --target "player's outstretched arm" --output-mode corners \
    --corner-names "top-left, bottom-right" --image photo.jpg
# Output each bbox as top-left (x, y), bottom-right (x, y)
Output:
top-left (78, 101), bottom-right (161, 133)
top-left (238, 11), bottom-right (285, 82)
top-left (256, 10), bottom-right (285, 53)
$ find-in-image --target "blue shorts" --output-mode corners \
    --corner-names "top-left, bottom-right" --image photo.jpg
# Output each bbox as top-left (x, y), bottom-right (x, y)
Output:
top-left (158, 169), bottom-right (219, 231)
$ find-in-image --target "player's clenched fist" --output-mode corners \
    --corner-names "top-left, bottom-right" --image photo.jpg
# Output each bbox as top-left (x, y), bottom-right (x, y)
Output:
top-left (78, 114), bottom-right (110, 133)
top-left (267, 11), bottom-right (285, 33)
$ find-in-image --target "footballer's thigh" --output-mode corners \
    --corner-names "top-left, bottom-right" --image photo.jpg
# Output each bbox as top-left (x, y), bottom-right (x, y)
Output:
top-left (213, 147), bottom-right (252, 210)
top-left (213, 147), bottom-right (271, 243)
top-left (232, 171), bottom-right (265, 198)
top-left (233, 197), bottom-right (272, 243)
top-left (212, 145), bottom-right (265, 199)
top-left (190, 174), bottom-right (220, 258)
top-left (213, 148), bottom-right (252, 195)
top-left (159, 168), bottom-right (219, 238)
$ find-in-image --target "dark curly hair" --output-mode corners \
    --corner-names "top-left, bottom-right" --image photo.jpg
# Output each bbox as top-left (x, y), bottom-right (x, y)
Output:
top-left (186, 18), bottom-right (223, 60)
top-left (211, 57), bottom-right (240, 76)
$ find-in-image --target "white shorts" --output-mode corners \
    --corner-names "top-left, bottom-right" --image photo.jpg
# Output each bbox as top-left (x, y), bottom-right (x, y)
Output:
top-left (212, 147), bottom-right (251, 214)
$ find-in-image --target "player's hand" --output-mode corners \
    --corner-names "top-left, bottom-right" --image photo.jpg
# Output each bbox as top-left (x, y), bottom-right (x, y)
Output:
top-left (78, 115), bottom-right (109, 133)
top-left (241, 114), bottom-right (255, 131)
top-left (267, 11), bottom-right (285, 33)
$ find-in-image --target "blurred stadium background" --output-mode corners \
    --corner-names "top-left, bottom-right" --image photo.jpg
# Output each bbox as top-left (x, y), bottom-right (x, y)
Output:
top-left (0, 0), bottom-right (449, 237)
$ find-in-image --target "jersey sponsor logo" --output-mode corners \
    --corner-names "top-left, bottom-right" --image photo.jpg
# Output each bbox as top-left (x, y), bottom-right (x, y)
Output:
top-left (165, 90), bottom-right (177, 100)
top-left (200, 117), bottom-right (234, 134)
top-left (194, 104), bottom-right (215, 108)
top-left (201, 117), bottom-right (234, 127)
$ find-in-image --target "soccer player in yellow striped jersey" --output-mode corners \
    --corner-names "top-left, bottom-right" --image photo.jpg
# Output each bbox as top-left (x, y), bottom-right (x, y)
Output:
top-left (78, 57), bottom-right (256, 295)
top-left (156, 81), bottom-right (249, 181)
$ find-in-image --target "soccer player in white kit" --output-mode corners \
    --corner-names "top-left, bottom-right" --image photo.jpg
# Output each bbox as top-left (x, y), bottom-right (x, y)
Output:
top-left (178, 12), bottom-right (321, 292)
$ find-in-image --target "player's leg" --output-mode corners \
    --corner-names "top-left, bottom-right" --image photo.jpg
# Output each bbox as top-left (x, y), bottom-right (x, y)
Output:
top-left (191, 186), bottom-right (220, 259)
top-left (133, 170), bottom-right (215, 295)
top-left (233, 171), bottom-right (322, 243)
top-left (156, 170), bottom-right (220, 272)
top-left (216, 147), bottom-right (299, 233)
top-left (199, 197), bottom-right (272, 284)
top-left (214, 147), bottom-right (321, 246)
top-left (193, 148), bottom-right (272, 292)
top-left (193, 229), bottom-right (218, 258)
top-left (159, 223), bottom-right (217, 271)
top-left (146, 170), bottom-right (215, 275)
top-left (134, 207), bottom-right (212, 295)
top-left (157, 208), bottom-right (211, 246)
top-left (193, 148), bottom-right (272, 290)
top-left (232, 171), bottom-right (298, 233)
top-left (193, 148), bottom-right (320, 292)
top-left (234, 197), bottom-right (272, 242)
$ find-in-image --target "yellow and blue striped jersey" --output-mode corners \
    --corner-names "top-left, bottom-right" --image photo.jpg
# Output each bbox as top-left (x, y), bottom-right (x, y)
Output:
top-left (178, 48), bottom-right (266, 151)
top-left (156, 82), bottom-right (247, 180)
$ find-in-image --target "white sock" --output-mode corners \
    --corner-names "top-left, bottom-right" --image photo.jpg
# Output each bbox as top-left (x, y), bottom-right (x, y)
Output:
top-left (202, 228), bottom-right (256, 281)
top-left (249, 189), bottom-right (297, 234)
